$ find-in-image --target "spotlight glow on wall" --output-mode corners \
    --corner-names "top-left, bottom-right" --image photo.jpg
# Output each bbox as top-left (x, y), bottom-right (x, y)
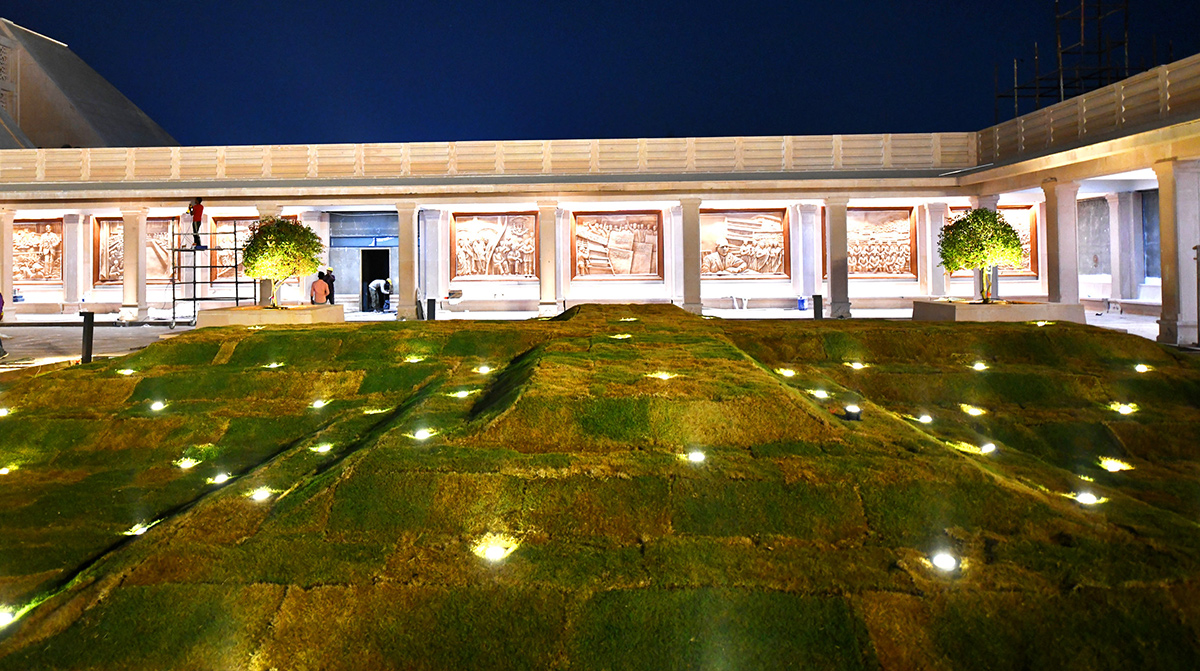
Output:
top-left (310, 443), bottom-right (333, 453)
top-left (149, 401), bottom-right (166, 412)
top-left (472, 533), bottom-right (519, 562)
top-left (1099, 457), bottom-right (1133, 472)
top-left (405, 355), bottom-right (426, 364)
top-left (1109, 402), bottom-right (1137, 415)
top-left (960, 404), bottom-right (985, 417)
top-left (808, 389), bottom-right (830, 399)
top-left (175, 457), bottom-right (199, 469)
top-left (775, 368), bottom-right (796, 377)
top-left (311, 399), bottom-right (329, 409)
top-left (931, 552), bottom-right (959, 571)
top-left (972, 362), bottom-right (989, 371)
top-left (646, 372), bottom-right (677, 380)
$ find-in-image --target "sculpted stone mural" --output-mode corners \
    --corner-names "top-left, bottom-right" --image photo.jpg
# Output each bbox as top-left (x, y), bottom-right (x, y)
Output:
top-left (572, 212), bottom-right (661, 279)
top-left (211, 218), bottom-right (256, 282)
top-left (847, 209), bottom-right (916, 277)
top-left (95, 218), bottom-right (175, 282)
top-left (13, 221), bottom-right (63, 282)
top-left (452, 214), bottom-right (537, 279)
top-left (700, 210), bottom-right (788, 278)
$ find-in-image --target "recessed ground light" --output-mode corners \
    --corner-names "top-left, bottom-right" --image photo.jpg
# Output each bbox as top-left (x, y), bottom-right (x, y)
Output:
top-left (175, 458), bottom-right (199, 469)
top-left (472, 533), bottom-right (518, 562)
top-left (1134, 364), bottom-right (1151, 373)
top-left (1072, 492), bottom-right (1105, 505)
top-left (931, 552), bottom-right (959, 571)
top-left (687, 451), bottom-right (706, 463)
top-left (0, 408), bottom-right (9, 418)
top-left (1109, 402), bottom-right (1137, 415)
top-left (609, 334), bottom-right (632, 340)
top-left (918, 414), bottom-right (933, 424)
top-left (448, 390), bottom-right (472, 399)
top-left (619, 317), bottom-right (638, 322)
top-left (775, 368), bottom-right (796, 377)
top-left (123, 521), bottom-right (159, 536)
top-left (263, 362), bottom-right (284, 369)
top-left (149, 401), bottom-right (166, 412)
top-left (208, 473), bottom-right (231, 485)
top-left (0, 611), bottom-right (14, 627)
top-left (0, 468), bottom-right (10, 475)
top-left (117, 369), bottom-right (135, 376)
top-left (980, 443), bottom-right (996, 454)
top-left (413, 429), bottom-right (436, 440)
top-left (845, 362), bottom-right (867, 370)
top-left (646, 372), bottom-right (677, 380)
top-left (311, 399), bottom-right (329, 409)
top-left (1034, 321), bottom-right (1053, 327)
top-left (310, 443), bottom-right (333, 454)
top-left (246, 325), bottom-right (265, 331)
top-left (972, 362), bottom-right (989, 371)
top-left (809, 389), bottom-right (830, 399)
top-left (1099, 457), bottom-right (1133, 472)
top-left (250, 487), bottom-right (273, 502)
top-left (843, 404), bottom-right (862, 421)
top-left (475, 365), bottom-right (492, 374)
top-left (404, 355), bottom-right (426, 363)
top-left (362, 408), bottom-right (389, 415)
top-left (960, 404), bottom-right (985, 417)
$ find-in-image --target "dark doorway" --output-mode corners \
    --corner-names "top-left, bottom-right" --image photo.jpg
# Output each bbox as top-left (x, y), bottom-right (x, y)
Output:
top-left (361, 249), bottom-right (390, 312)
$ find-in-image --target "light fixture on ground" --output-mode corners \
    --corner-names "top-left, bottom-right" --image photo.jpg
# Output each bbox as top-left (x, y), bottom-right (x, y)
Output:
top-left (404, 355), bottom-right (426, 364)
top-left (250, 487), bottom-right (273, 502)
top-left (149, 401), bottom-right (166, 412)
top-left (412, 429), bottom-right (436, 440)
top-left (980, 443), bottom-right (996, 454)
top-left (972, 362), bottom-right (988, 371)
top-left (1033, 321), bottom-right (1053, 327)
top-left (0, 611), bottom-right (13, 627)
top-left (0, 468), bottom-right (10, 475)
top-left (619, 317), bottom-right (638, 322)
top-left (845, 362), bottom-right (868, 370)
top-left (1072, 492), bottom-right (1105, 505)
top-left (775, 368), bottom-right (796, 377)
top-left (116, 369), bottom-right (135, 376)
top-left (208, 473), bottom-right (231, 485)
top-left (1099, 457), bottom-right (1133, 472)
top-left (472, 533), bottom-right (519, 562)
top-left (362, 407), bottom-right (389, 415)
top-left (931, 552), bottom-right (959, 571)
top-left (843, 404), bottom-right (862, 421)
top-left (1134, 364), bottom-right (1152, 373)
top-left (1109, 402), bottom-right (1137, 415)
top-left (175, 457), bottom-right (199, 469)
top-left (0, 408), bottom-right (9, 418)
top-left (123, 520), bottom-right (159, 536)
top-left (960, 404), bottom-right (985, 417)
top-left (808, 389), bottom-right (830, 399)
top-left (609, 333), bottom-right (632, 340)
top-left (646, 371), bottom-right (677, 380)
top-left (687, 451), bottom-right (706, 463)
top-left (310, 443), bottom-right (333, 453)
top-left (311, 399), bottom-right (329, 409)
top-left (246, 325), bottom-right (265, 331)
top-left (917, 414), bottom-right (933, 424)
top-left (447, 390), bottom-right (474, 399)
top-left (263, 362), bottom-right (284, 369)
top-left (474, 365), bottom-right (492, 374)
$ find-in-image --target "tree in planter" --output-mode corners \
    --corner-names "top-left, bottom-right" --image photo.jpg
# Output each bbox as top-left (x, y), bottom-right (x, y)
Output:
top-left (242, 216), bottom-right (325, 308)
top-left (938, 208), bottom-right (1023, 303)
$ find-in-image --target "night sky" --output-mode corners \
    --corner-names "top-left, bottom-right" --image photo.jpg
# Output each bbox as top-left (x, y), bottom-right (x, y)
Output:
top-left (6, 1), bottom-right (1198, 146)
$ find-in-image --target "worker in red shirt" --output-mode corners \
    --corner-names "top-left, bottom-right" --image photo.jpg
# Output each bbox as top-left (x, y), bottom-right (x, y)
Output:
top-left (186, 198), bottom-right (206, 250)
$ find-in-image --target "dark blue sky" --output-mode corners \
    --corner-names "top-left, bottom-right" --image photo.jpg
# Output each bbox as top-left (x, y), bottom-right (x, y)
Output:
top-left (7, 1), bottom-right (1198, 146)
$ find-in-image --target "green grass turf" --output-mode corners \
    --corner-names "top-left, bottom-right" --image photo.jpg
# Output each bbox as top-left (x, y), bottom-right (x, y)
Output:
top-left (0, 304), bottom-right (1198, 669)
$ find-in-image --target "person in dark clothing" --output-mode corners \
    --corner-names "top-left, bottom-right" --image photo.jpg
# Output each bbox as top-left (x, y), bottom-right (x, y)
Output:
top-left (324, 266), bottom-right (336, 304)
top-left (368, 278), bottom-right (392, 313)
top-left (186, 198), bottom-right (206, 250)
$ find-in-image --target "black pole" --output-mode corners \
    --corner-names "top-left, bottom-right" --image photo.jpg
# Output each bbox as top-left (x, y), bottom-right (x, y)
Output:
top-left (80, 311), bottom-right (95, 364)
top-left (426, 298), bottom-right (437, 321)
top-left (812, 294), bottom-right (824, 320)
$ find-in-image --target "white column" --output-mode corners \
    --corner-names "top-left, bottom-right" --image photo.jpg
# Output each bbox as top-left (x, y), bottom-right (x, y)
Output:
top-left (62, 214), bottom-right (85, 304)
top-left (927, 203), bottom-right (949, 297)
top-left (254, 203), bottom-right (283, 306)
top-left (395, 202), bottom-right (419, 320)
top-left (825, 197), bottom-right (851, 318)
top-left (680, 197), bottom-right (702, 314)
top-left (798, 203), bottom-right (820, 300)
top-left (537, 200), bottom-right (559, 316)
top-left (1152, 160), bottom-right (1200, 346)
top-left (1107, 192), bottom-right (1139, 301)
top-left (0, 209), bottom-right (13, 321)
top-left (1042, 180), bottom-right (1080, 303)
top-left (120, 207), bottom-right (149, 321)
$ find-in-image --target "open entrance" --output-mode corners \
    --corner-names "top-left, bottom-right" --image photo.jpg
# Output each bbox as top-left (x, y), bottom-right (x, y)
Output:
top-left (360, 248), bottom-right (390, 311)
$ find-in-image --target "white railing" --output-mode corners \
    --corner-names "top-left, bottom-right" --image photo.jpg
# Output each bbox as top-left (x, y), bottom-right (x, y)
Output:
top-left (0, 133), bottom-right (977, 185)
top-left (979, 52), bottom-right (1200, 164)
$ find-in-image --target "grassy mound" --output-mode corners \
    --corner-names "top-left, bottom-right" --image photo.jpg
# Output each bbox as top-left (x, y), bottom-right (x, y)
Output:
top-left (0, 304), bottom-right (1198, 669)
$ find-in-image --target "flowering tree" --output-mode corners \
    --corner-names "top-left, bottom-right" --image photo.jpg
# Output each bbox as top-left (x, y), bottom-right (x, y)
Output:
top-left (938, 208), bottom-right (1023, 303)
top-left (242, 217), bottom-right (324, 308)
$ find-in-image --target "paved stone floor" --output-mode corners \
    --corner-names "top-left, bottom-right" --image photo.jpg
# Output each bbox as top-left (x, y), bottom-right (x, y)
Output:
top-left (0, 306), bottom-right (1181, 373)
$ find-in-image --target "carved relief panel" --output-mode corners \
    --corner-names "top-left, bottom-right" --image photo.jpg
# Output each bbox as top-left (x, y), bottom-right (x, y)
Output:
top-left (699, 210), bottom-right (789, 278)
top-left (571, 212), bottom-right (662, 280)
top-left (13, 220), bottom-right (63, 282)
top-left (210, 218), bottom-right (256, 282)
top-left (450, 213), bottom-right (538, 280)
top-left (947, 207), bottom-right (1039, 277)
top-left (94, 218), bottom-right (176, 282)
top-left (847, 208), bottom-right (916, 277)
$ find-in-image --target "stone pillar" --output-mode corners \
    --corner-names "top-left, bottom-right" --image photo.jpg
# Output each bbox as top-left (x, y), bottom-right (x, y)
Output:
top-left (255, 204), bottom-right (283, 306)
top-left (62, 214), bottom-right (86, 304)
top-left (537, 200), bottom-right (559, 317)
top-left (969, 195), bottom-right (1001, 300)
top-left (395, 202), bottom-right (419, 320)
top-left (926, 202), bottom-right (950, 296)
top-left (798, 204), bottom-right (821, 300)
top-left (120, 207), bottom-right (149, 321)
top-left (825, 197), bottom-right (851, 318)
top-left (0, 209), bottom-right (13, 321)
top-left (680, 197), bottom-right (702, 314)
top-left (1041, 180), bottom-right (1080, 303)
top-left (1107, 192), bottom-right (1139, 301)
top-left (1152, 160), bottom-right (1200, 346)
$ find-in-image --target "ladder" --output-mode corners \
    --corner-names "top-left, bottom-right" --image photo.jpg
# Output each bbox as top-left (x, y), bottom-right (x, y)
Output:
top-left (169, 219), bottom-right (257, 328)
